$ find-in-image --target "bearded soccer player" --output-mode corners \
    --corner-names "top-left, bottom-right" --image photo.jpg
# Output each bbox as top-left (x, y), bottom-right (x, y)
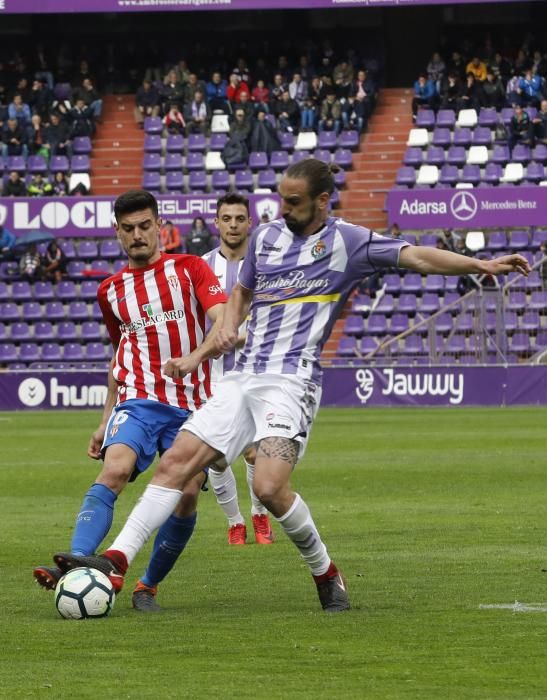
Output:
top-left (33, 190), bottom-right (227, 612)
top-left (51, 161), bottom-right (530, 612)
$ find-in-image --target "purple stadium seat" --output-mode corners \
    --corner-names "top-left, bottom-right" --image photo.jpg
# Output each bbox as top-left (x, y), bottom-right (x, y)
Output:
top-left (73, 136), bottom-right (92, 155)
top-left (431, 128), bottom-right (451, 148)
top-left (49, 155), bottom-right (69, 173)
top-left (509, 333), bottom-right (531, 354)
top-left (338, 337), bottom-right (357, 357)
top-left (376, 294), bottom-right (395, 316)
top-left (44, 301), bottom-right (65, 320)
top-left (446, 335), bottom-right (467, 355)
top-left (333, 148), bottom-right (352, 169)
top-left (536, 330), bottom-right (547, 349)
top-left (512, 144), bottom-right (531, 163)
top-left (472, 127), bottom-right (491, 146)
top-left (91, 301), bottom-right (104, 320)
top-left (63, 343), bottom-right (84, 361)
top-left (416, 109), bottom-right (435, 129)
top-left (436, 110), bottom-right (456, 129)
top-left (58, 240), bottom-right (76, 259)
top-left (425, 146), bottom-right (445, 166)
top-left (0, 281), bottom-right (8, 299)
top-left (483, 162), bottom-right (502, 184)
top-left (396, 167), bottom-right (416, 186)
top-left (365, 314), bottom-right (388, 336)
top-left (0, 343), bottom-right (18, 362)
top-left (186, 153), bottom-right (205, 171)
top-left (80, 280), bottom-right (99, 301)
top-left (453, 127), bottom-right (472, 147)
top-left (520, 310), bottom-right (540, 331)
top-left (57, 321), bottom-right (78, 341)
top-left (529, 291), bottom-right (547, 310)
top-left (27, 155), bottom-right (48, 174)
top-left (506, 291), bottom-right (526, 312)
top-left (338, 130), bottom-right (359, 150)
top-left (358, 337), bottom-right (378, 356)
top-left (461, 164), bottom-right (481, 185)
top-left (85, 342), bottom-right (108, 361)
top-left (33, 281), bottom-right (55, 301)
top-left (99, 240), bottom-right (122, 259)
top-left (491, 144), bottom-right (511, 165)
top-left (402, 335), bottom-right (425, 355)
top-left (532, 144), bottom-right (547, 163)
top-left (67, 261), bottom-right (86, 278)
top-left (383, 273), bottom-right (402, 295)
top-left (40, 343), bottom-right (62, 362)
top-left (390, 313), bottom-right (409, 335)
top-left (10, 322), bottom-right (31, 341)
top-left (344, 315), bottom-right (364, 337)
top-left (144, 116), bottom-right (163, 134)
top-left (330, 189), bottom-right (340, 208)
top-left (22, 301), bottom-right (42, 320)
top-left (313, 148), bottom-right (332, 164)
top-left (531, 229), bottom-right (547, 249)
top-left (318, 130), bottom-right (337, 150)
top-left (68, 301), bottom-right (89, 321)
top-left (525, 271), bottom-right (542, 291)
top-left (81, 322), bottom-right (102, 341)
top-left (501, 108), bottom-right (514, 126)
top-left (509, 230), bottom-right (529, 250)
top-left (161, 134), bottom-right (182, 154)
top-left (20, 343), bottom-right (41, 362)
top-left (88, 260), bottom-right (110, 278)
top-left (165, 171), bottom-right (183, 192)
top-left (487, 231), bottom-right (508, 251)
top-left (525, 107), bottom-right (538, 121)
top-left (525, 162), bottom-right (545, 182)
top-left (6, 156), bottom-right (26, 174)
top-left (11, 281), bottom-right (32, 302)
top-left (257, 169), bottom-right (277, 190)
top-left (398, 294), bottom-right (418, 315)
top-left (420, 293), bottom-right (441, 314)
top-left (34, 321), bottom-right (55, 341)
top-left (142, 171), bottom-right (161, 190)
top-left (234, 169), bottom-right (254, 189)
top-left (71, 155), bottom-right (91, 173)
top-left (0, 323), bottom-right (5, 340)
top-left (420, 234), bottom-right (438, 247)
top-left (209, 133), bottom-right (228, 151)
top-left (187, 170), bottom-right (207, 192)
top-left (291, 151), bottom-right (310, 164)
top-left (270, 150), bottom-right (290, 171)
top-left (187, 134), bottom-right (207, 152)
top-left (401, 273), bottom-right (422, 294)
top-left (446, 146), bottom-right (466, 166)
top-left (164, 153), bottom-right (183, 172)
top-left (422, 274), bottom-right (443, 293)
top-left (249, 151), bottom-right (268, 171)
top-left (334, 169), bottom-right (346, 188)
top-left (439, 164), bottom-right (458, 185)
top-left (280, 132), bottom-right (295, 151)
top-left (211, 170), bottom-right (230, 189)
top-left (143, 153), bottom-right (161, 171)
top-left (478, 108), bottom-right (497, 127)
top-left (403, 147), bottom-right (423, 166)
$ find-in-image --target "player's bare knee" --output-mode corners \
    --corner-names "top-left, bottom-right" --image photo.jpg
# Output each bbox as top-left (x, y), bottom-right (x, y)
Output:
top-left (97, 447), bottom-right (135, 492)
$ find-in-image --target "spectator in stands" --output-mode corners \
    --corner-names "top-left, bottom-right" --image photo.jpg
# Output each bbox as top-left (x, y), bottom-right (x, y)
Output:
top-left (27, 114), bottom-right (48, 159)
top-left (532, 99), bottom-right (547, 144)
top-left (332, 60), bottom-right (354, 101)
top-left (183, 74), bottom-right (207, 106)
top-left (12, 78), bottom-right (32, 106)
top-left (440, 73), bottom-right (461, 110)
top-left (28, 79), bottom-right (52, 122)
top-left (2, 118), bottom-right (27, 157)
top-left (135, 79), bottom-right (160, 126)
top-left (73, 78), bottom-right (103, 122)
top-left (269, 73), bottom-right (287, 109)
top-left (490, 51), bottom-right (512, 86)
top-left (276, 55), bottom-right (291, 82)
top-left (160, 220), bottom-right (182, 253)
top-left (72, 59), bottom-right (96, 90)
top-left (411, 73), bottom-right (436, 117)
top-left (42, 240), bottom-right (67, 283)
top-left (465, 56), bottom-right (487, 82)
top-left (297, 55), bottom-right (315, 82)
top-left (27, 173), bottom-right (53, 197)
top-left (237, 91), bottom-right (255, 122)
top-left (227, 73), bottom-right (250, 105)
top-left (509, 103), bottom-right (533, 152)
top-left (0, 226), bottom-right (16, 261)
top-left (457, 73), bottom-right (483, 112)
top-left (344, 68), bottom-right (375, 132)
top-left (518, 69), bottom-right (543, 108)
top-left (174, 59), bottom-right (191, 86)
top-left (44, 112), bottom-right (72, 158)
top-left (69, 98), bottom-right (94, 137)
top-left (8, 94), bottom-right (31, 126)
top-left (319, 90), bottom-right (342, 135)
top-left (248, 107), bottom-right (281, 155)
top-left (19, 244), bottom-right (43, 282)
top-left (482, 70), bottom-right (505, 110)
top-left (447, 51), bottom-right (466, 81)
top-left (514, 48), bottom-right (531, 75)
top-left (274, 90), bottom-right (301, 134)
top-left (161, 69), bottom-right (185, 113)
top-left (163, 103), bottom-right (185, 135)
top-left (232, 58), bottom-right (252, 85)
top-left (3, 171), bottom-right (26, 197)
top-left (251, 79), bottom-right (270, 113)
top-left (427, 52), bottom-right (446, 93)
top-left (289, 73), bottom-right (309, 109)
top-left (505, 70), bottom-right (522, 107)
top-left (532, 50), bottom-right (547, 79)
top-left (186, 217), bottom-right (214, 256)
top-left (229, 107), bottom-right (252, 141)
top-left (206, 71), bottom-right (229, 113)
top-left (53, 171), bottom-right (70, 196)
top-left (184, 90), bottom-right (210, 136)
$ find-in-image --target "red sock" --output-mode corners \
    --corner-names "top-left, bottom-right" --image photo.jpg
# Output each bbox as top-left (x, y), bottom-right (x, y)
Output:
top-left (103, 549), bottom-right (129, 574)
top-left (312, 561), bottom-right (338, 584)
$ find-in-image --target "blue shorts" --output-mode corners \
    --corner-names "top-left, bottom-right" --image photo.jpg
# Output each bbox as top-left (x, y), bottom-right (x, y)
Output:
top-left (102, 399), bottom-right (193, 481)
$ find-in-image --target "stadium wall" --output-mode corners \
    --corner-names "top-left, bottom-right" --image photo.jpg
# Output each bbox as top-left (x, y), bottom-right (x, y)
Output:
top-left (2, 366), bottom-right (546, 410)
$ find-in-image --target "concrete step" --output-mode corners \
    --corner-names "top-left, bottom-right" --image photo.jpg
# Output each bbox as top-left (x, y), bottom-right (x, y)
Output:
top-left (93, 155), bottom-right (143, 168)
top-left (93, 137), bottom-right (143, 149)
top-left (339, 191), bottom-right (386, 208)
top-left (92, 174), bottom-right (142, 189)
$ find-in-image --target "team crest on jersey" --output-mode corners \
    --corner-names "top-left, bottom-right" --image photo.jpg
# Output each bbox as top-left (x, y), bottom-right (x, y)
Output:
top-left (142, 303), bottom-right (154, 318)
top-left (311, 240), bottom-right (327, 260)
top-left (167, 275), bottom-right (180, 291)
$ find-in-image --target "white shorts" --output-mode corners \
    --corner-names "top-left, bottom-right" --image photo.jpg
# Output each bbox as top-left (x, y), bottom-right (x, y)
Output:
top-left (184, 372), bottom-right (321, 466)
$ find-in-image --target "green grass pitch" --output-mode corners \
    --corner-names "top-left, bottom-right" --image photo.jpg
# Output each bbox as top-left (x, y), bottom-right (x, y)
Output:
top-left (1, 407), bottom-right (546, 699)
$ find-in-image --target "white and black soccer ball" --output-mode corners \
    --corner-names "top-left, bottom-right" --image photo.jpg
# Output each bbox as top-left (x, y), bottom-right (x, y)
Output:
top-left (55, 567), bottom-right (115, 619)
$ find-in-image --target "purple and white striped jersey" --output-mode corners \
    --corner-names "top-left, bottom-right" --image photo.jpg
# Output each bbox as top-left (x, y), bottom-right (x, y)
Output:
top-left (237, 216), bottom-right (408, 384)
top-left (202, 246), bottom-right (245, 381)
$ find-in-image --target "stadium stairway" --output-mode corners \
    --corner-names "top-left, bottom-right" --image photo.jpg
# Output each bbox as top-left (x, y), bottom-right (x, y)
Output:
top-left (90, 95), bottom-right (144, 195)
top-left (322, 87), bottom-right (412, 363)
top-left (338, 87), bottom-right (412, 232)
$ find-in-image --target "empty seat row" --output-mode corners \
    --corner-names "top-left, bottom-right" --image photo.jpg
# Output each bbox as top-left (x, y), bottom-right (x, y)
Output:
top-left (0, 342), bottom-right (110, 363)
top-left (0, 321), bottom-right (107, 342)
top-left (0, 301), bottom-right (103, 322)
top-left (414, 107), bottom-right (538, 131)
top-left (0, 155), bottom-right (91, 175)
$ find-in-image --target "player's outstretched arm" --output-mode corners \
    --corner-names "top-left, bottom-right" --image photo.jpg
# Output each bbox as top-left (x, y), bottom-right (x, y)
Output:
top-left (398, 246), bottom-right (530, 277)
top-left (88, 355), bottom-right (119, 459)
top-left (164, 302), bottom-right (225, 379)
top-left (215, 282), bottom-right (253, 355)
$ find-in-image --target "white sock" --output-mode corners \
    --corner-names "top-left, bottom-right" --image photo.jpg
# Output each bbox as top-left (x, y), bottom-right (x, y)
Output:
top-left (209, 466), bottom-right (245, 527)
top-left (109, 484), bottom-right (182, 565)
top-left (276, 494), bottom-right (331, 576)
top-left (245, 460), bottom-right (268, 516)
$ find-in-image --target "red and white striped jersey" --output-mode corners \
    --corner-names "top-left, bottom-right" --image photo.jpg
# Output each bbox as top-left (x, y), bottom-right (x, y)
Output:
top-left (97, 253), bottom-right (227, 410)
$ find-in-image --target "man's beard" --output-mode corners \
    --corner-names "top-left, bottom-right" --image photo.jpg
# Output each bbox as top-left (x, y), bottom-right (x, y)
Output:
top-left (284, 210), bottom-right (315, 235)
top-left (222, 235), bottom-right (245, 250)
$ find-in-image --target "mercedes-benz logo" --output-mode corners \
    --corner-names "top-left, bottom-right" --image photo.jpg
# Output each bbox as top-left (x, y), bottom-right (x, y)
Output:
top-left (449, 191), bottom-right (478, 221)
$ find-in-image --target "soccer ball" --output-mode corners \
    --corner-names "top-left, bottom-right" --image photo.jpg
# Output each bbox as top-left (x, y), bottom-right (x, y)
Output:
top-left (55, 567), bottom-right (115, 619)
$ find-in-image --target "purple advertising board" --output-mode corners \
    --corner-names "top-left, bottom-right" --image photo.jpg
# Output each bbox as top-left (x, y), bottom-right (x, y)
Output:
top-left (386, 186), bottom-right (547, 230)
top-left (1, 366), bottom-right (546, 410)
top-left (0, 0), bottom-right (527, 13)
top-left (0, 194), bottom-right (280, 239)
